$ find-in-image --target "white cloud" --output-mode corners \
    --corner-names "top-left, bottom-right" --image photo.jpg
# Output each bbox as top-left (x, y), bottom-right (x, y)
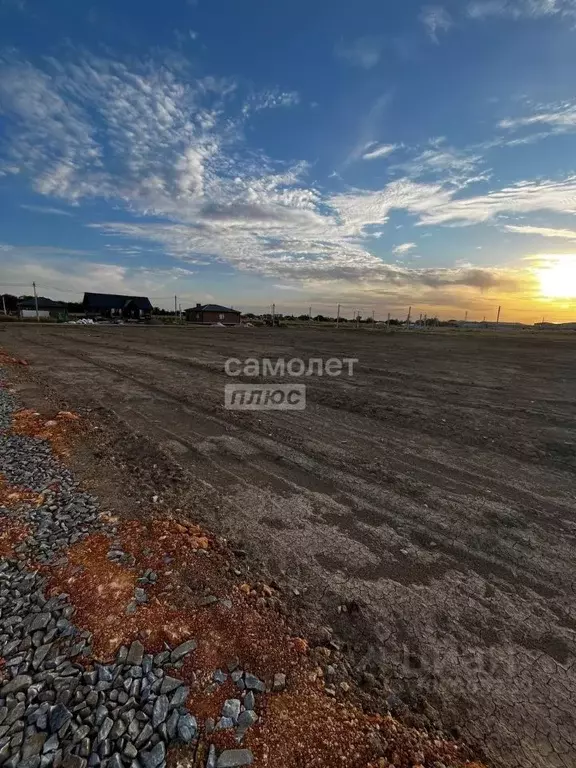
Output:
top-left (499, 101), bottom-right (576, 138)
top-left (393, 242), bottom-right (417, 255)
top-left (395, 139), bottom-right (486, 184)
top-left (415, 176), bottom-right (576, 225)
top-left (362, 143), bottom-right (399, 161)
top-left (419, 6), bottom-right (453, 42)
top-left (335, 37), bottom-right (384, 69)
top-left (504, 224), bottom-right (576, 239)
top-left (468, 0), bottom-right (576, 18)
top-left (20, 204), bottom-right (73, 216)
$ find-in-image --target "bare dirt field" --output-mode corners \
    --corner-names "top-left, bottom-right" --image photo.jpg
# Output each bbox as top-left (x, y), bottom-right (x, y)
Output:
top-left (2, 323), bottom-right (576, 768)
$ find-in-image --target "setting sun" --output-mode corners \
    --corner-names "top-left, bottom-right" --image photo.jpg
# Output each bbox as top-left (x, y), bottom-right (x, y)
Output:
top-left (537, 255), bottom-right (576, 299)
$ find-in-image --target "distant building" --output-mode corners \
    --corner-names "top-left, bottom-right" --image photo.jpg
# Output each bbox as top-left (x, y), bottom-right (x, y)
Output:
top-left (185, 303), bottom-right (241, 325)
top-left (83, 292), bottom-right (153, 319)
top-left (18, 297), bottom-right (68, 320)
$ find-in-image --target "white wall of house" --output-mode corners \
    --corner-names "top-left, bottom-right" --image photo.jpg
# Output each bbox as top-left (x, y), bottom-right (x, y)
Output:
top-left (20, 309), bottom-right (49, 318)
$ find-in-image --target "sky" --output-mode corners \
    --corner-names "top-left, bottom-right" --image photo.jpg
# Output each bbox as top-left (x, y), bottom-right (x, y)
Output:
top-left (2, 0), bottom-right (576, 321)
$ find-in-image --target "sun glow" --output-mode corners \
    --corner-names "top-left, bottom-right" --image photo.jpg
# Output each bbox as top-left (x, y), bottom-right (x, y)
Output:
top-left (537, 255), bottom-right (576, 299)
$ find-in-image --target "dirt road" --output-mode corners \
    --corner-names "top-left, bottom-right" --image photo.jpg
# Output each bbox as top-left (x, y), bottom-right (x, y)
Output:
top-left (3, 323), bottom-right (576, 768)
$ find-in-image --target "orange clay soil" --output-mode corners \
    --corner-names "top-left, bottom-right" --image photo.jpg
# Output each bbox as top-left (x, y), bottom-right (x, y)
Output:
top-left (0, 515), bottom-right (30, 558)
top-left (0, 474), bottom-right (44, 508)
top-left (11, 407), bottom-right (82, 456)
top-left (0, 351), bottom-right (28, 367)
top-left (42, 517), bottom-right (485, 768)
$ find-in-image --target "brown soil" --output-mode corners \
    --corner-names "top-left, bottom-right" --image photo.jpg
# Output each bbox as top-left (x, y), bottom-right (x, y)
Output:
top-left (2, 324), bottom-right (576, 767)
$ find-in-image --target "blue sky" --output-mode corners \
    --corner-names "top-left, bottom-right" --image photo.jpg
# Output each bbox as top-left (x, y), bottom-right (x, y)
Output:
top-left (2, 0), bottom-right (576, 320)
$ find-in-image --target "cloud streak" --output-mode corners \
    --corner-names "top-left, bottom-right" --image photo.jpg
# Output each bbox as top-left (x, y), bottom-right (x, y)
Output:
top-left (20, 204), bottom-right (73, 216)
top-left (419, 6), bottom-right (453, 42)
top-left (362, 143), bottom-right (399, 161)
top-left (504, 224), bottom-right (576, 240)
top-left (467, 0), bottom-right (576, 19)
top-left (334, 37), bottom-right (385, 68)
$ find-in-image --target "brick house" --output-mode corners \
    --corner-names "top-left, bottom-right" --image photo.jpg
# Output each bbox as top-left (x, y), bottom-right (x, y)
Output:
top-left (185, 303), bottom-right (241, 325)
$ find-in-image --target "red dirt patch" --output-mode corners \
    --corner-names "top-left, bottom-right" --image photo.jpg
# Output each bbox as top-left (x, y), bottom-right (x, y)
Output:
top-left (0, 516), bottom-right (30, 557)
top-left (0, 350), bottom-right (28, 367)
top-left (11, 408), bottom-right (82, 456)
top-left (43, 519), bottom-right (484, 768)
top-left (0, 474), bottom-right (43, 508)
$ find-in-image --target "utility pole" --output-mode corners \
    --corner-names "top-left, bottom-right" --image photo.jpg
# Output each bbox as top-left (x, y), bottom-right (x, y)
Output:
top-left (271, 303), bottom-right (276, 327)
top-left (406, 306), bottom-right (411, 329)
top-left (309, 306), bottom-right (312, 322)
top-left (424, 313), bottom-right (427, 329)
top-left (496, 305), bottom-right (501, 325)
top-left (387, 312), bottom-right (390, 331)
top-left (464, 310), bottom-right (468, 323)
top-left (371, 309), bottom-right (375, 329)
top-left (356, 311), bottom-right (360, 329)
top-left (174, 295), bottom-right (177, 318)
top-left (33, 281), bottom-right (39, 322)
top-left (336, 303), bottom-right (340, 328)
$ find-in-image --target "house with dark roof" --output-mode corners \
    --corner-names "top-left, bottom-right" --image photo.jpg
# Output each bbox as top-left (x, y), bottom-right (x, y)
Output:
top-left (185, 303), bottom-right (241, 325)
top-left (18, 297), bottom-right (68, 320)
top-left (83, 292), bottom-right (153, 319)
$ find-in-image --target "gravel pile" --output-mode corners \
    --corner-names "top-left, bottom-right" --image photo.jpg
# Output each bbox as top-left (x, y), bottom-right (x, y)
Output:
top-left (0, 376), bottom-right (256, 768)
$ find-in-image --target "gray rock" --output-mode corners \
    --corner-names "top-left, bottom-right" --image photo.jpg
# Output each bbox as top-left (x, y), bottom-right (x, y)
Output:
top-left (126, 641), bottom-right (144, 667)
top-left (109, 719), bottom-right (126, 740)
top-left (176, 713), bottom-right (197, 743)
top-left (153, 652), bottom-right (170, 666)
top-left (134, 723), bottom-right (153, 749)
top-left (122, 742), bottom-right (137, 760)
top-left (216, 717), bottom-right (234, 730)
top-left (22, 732), bottom-right (47, 758)
top-left (152, 695), bottom-right (168, 728)
top-left (169, 686), bottom-right (189, 708)
top-left (43, 734), bottom-right (59, 753)
top-left (32, 645), bottom-right (52, 671)
top-left (140, 741), bottom-right (165, 768)
top-left (272, 673), bottom-right (286, 691)
top-left (227, 657), bottom-right (240, 673)
top-left (48, 704), bottom-right (71, 733)
top-left (206, 744), bottom-right (216, 768)
top-left (237, 710), bottom-right (258, 729)
top-left (213, 670), bottom-right (227, 685)
top-left (29, 614), bottom-right (50, 632)
top-left (134, 589), bottom-right (147, 605)
top-left (216, 750), bottom-right (253, 768)
top-left (97, 717), bottom-right (113, 742)
top-left (222, 699), bottom-right (241, 722)
top-left (159, 676), bottom-right (181, 695)
top-left (1, 675), bottom-right (32, 696)
top-left (165, 710), bottom-right (179, 740)
top-left (244, 674), bottom-right (265, 693)
top-left (18, 758), bottom-right (41, 768)
top-left (170, 640), bottom-right (197, 662)
top-left (243, 692), bottom-right (255, 711)
top-left (61, 756), bottom-right (86, 768)
top-left (107, 754), bottom-right (123, 768)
